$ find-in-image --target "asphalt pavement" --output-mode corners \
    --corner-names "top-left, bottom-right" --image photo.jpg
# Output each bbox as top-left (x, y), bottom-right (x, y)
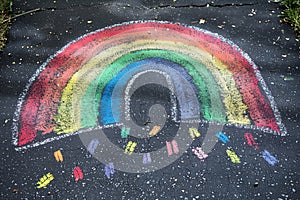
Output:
top-left (0, 0), bottom-right (299, 199)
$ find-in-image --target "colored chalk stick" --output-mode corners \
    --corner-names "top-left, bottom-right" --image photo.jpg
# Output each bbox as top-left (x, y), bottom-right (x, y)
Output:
top-left (192, 147), bottom-right (208, 161)
top-left (189, 128), bottom-right (201, 139)
top-left (226, 149), bottom-right (240, 163)
top-left (37, 173), bottom-right (54, 189)
top-left (125, 141), bottom-right (137, 155)
top-left (53, 150), bottom-right (63, 162)
top-left (166, 141), bottom-right (173, 156)
top-left (121, 127), bottom-right (130, 138)
top-left (149, 126), bottom-right (161, 137)
top-left (172, 140), bottom-right (179, 154)
top-left (104, 162), bottom-right (115, 178)
top-left (262, 150), bottom-right (278, 166)
top-left (166, 140), bottom-right (179, 156)
top-left (216, 132), bottom-right (229, 143)
top-left (73, 166), bottom-right (84, 182)
top-left (87, 139), bottom-right (99, 155)
top-left (143, 153), bottom-right (152, 164)
top-left (244, 133), bottom-right (259, 150)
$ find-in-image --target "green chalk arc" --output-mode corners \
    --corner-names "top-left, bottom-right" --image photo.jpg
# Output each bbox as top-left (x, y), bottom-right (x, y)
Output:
top-left (80, 49), bottom-right (226, 128)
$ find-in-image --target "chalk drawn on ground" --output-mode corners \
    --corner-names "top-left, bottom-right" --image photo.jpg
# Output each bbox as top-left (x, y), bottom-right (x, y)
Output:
top-left (11, 21), bottom-right (285, 177)
top-left (12, 21), bottom-right (286, 151)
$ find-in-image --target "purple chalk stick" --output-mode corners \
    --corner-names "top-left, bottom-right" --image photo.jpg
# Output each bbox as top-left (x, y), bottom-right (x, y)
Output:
top-left (87, 139), bottom-right (99, 155)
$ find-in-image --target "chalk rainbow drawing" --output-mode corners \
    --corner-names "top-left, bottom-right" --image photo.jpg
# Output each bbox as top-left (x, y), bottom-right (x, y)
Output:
top-left (12, 21), bottom-right (286, 151)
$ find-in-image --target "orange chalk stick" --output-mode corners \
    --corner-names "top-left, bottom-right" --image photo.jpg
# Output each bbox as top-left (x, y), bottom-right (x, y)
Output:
top-left (149, 126), bottom-right (161, 137)
top-left (54, 150), bottom-right (63, 162)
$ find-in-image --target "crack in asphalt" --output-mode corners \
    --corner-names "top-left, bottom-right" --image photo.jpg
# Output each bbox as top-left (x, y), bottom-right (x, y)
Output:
top-left (13, 2), bottom-right (256, 18)
top-left (148, 3), bottom-right (255, 10)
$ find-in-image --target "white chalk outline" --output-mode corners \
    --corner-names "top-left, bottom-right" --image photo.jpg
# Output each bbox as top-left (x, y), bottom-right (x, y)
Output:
top-left (14, 123), bottom-right (123, 151)
top-left (177, 119), bottom-right (280, 135)
top-left (124, 69), bottom-right (177, 121)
